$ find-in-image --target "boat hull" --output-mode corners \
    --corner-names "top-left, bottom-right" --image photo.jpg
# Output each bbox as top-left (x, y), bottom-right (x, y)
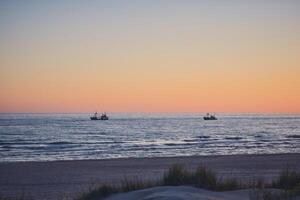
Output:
top-left (203, 117), bottom-right (217, 120)
top-left (90, 117), bottom-right (109, 120)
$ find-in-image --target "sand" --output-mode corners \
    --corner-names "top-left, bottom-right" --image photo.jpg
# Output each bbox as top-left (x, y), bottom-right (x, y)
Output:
top-left (106, 186), bottom-right (285, 200)
top-left (0, 153), bottom-right (299, 199)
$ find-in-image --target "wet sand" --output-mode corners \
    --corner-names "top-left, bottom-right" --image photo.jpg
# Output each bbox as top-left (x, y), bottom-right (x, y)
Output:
top-left (0, 153), bottom-right (299, 199)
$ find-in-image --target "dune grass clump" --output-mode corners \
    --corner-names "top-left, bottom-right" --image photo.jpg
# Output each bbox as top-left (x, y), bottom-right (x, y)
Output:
top-left (217, 178), bottom-right (240, 191)
top-left (162, 164), bottom-right (218, 188)
top-left (0, 196), bottom-right (11, 200)
top-left (273, 168), bottom-right (300, 191)
top-left (271, 167), bottom-right (300, 198)
top-left (162, 164), bottom-right (240, 191)
top-left (163, 164), bottom-right (191, 186)
top-left (0, 196), bottom-right (9, 200)
top-left (289, 184), bottom-right (300, 196)
top-left (77, 178), bottom-right (159, 200)
top-left (0, 193), bottom-right (31, 200)
top-left (76, 185), bottom-right (118, 200)
top-left (194, 165), bottom-right (217, 189)
top-left (120, 177), bottom-right (157, 192)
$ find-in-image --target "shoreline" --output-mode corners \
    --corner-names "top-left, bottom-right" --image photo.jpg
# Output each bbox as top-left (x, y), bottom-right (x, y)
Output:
top-left (1, 152), bottom-right (299, 164)
top-left (1, 153), bottom-right (300, 199)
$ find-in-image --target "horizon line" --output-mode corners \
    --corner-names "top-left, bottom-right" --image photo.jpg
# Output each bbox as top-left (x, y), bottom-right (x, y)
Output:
top-left (1, 111), bottom-right (300, 115)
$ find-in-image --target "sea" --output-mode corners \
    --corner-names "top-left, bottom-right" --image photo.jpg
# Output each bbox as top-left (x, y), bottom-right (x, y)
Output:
top-left (0, 113), bottom-right (299, 162)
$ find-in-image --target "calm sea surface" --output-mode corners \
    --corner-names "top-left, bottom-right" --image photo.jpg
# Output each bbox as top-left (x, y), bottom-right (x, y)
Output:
top-left (0, 113), bottom-right (299, 162)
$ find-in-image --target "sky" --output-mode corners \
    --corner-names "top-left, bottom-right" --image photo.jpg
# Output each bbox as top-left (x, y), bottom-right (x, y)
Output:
top-left (0, 0), bottom-right (300, 113)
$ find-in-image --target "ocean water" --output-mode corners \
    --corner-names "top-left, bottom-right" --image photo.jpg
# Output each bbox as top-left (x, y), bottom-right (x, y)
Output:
top-left (0, 113), bottom-right (299, 162)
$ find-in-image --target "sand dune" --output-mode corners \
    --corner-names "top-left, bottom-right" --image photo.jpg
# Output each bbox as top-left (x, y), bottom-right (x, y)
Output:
top-left (106, 186), bottom-right (280, 200)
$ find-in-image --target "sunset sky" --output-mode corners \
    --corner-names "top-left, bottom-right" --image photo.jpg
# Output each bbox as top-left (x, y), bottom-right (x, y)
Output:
top-left (1, 0), bottom-right (300, 113)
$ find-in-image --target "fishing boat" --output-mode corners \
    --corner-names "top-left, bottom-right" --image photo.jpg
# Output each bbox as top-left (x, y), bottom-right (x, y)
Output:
top-left (90, 112), bottom-right (109, 120)
top-left (203, 113), bottom-right (217, 120)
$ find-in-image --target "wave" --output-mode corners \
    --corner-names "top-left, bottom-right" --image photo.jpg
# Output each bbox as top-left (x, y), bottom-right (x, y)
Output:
top-left (286, 135), bottom-right (300, 139)
top-left (197, 136), bottom-right (210, 139)
top-left (254, 135), bottom-right (264, 138)
top-left (49, 141), bottom-right (74, 145)
top-left (24, 143), bottom-right (82, 150)
top-left (54, 141), bottom-right (125, 145)
top-left (225, 136), bottom-right (243, 140)
top-left (0, 141), bottom-right (42, 145)
top-left (183, 139), bottom-right (199, 142)
top-left (164, 143), bottom-right (196, 146)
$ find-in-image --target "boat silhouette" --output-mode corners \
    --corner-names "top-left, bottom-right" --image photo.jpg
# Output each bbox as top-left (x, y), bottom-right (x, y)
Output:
top-left (90, 112), bottom-right (109, 120)
top-left (203, 113), bottom-right (217, 120)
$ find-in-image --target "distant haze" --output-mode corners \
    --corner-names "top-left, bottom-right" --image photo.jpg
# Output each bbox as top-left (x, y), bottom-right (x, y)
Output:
top-left (1, 0), bottom-right (300, 113)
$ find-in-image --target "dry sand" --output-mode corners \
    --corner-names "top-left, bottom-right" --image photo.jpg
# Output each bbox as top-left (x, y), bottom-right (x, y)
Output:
top-left (106, 186), bottom-right (285, 200)
top-left (0, 153), bottom-right (299, 199)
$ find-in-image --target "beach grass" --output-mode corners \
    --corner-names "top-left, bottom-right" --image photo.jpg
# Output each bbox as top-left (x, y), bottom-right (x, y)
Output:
top-left (271, 167), bottom-right (300, 198)
top-left (76, 185), bottom-right (118, 200)
top-left (77, 178), bottom-right (159, 200)
top-left (3, 164), bottom-right (297, 200)
top-left (76, 164), bottom-right (244, 200)
top-left (273, 167), bottom-right (300, 190)
top-left (0, 195), bottom-right (29, 200)
top-left (162, 164), bottom-right (240, 191)
top-left (76, 164), bottom-right (300, 200)
top-left (162, 164), bottom-right (191, 186)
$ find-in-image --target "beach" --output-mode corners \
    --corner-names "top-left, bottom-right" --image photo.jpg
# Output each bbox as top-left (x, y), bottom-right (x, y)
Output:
top-left (1, 153), bottom-right (300, 199)
top-left (2, 0), bottom-right (300, 199)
